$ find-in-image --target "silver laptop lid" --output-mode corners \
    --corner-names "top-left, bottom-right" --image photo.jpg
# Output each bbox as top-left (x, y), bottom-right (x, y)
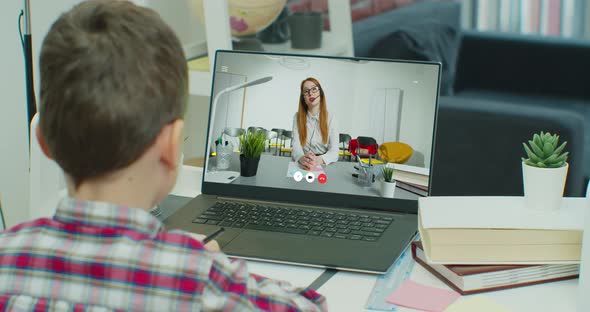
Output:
top-left (201, 51), bottom-right (441, 214)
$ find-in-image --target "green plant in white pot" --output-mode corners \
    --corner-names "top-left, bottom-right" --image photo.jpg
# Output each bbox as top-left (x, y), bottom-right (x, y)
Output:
top-left (379, 165), bottom-right (396, 198)
top-left (522, 131), bottom-right (569, 211)
top-left (239, 130), bottom-right (267, 177)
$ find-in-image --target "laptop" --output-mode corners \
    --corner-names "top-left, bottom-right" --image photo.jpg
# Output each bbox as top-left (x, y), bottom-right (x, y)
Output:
top-left (165, 50), bottom-right (441, 274)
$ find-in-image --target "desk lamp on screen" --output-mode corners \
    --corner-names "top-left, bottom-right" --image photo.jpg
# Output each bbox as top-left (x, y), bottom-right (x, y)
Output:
top-left (205, 75), bottom-right (273, 183)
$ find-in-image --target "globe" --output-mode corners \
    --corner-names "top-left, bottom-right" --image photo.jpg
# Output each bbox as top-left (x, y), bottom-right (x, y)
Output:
top-left (192, 0), bottom-right (287, 37)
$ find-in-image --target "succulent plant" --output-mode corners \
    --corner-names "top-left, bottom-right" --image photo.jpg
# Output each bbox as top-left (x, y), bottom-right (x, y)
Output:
top-left (522, 131), bottom-right (568, 168)
top-left (240, 130), bottom-right (267, 159)
top-left (381, 166), bottom-right (395, 183)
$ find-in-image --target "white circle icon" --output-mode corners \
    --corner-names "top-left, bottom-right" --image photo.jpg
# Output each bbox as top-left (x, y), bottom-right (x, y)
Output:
top-left (305, 172), bottom-right (315, 183)
top-left (293, 171), bottom-right (303, 182)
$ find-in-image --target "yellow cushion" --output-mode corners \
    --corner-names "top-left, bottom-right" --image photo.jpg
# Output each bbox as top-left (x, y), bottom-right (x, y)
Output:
top-left (339, 151), bottom-right (352, 156)
top-left (378, 142), bottom-right (413, 163)
top-left (281, 147), bottom-right (292, 152)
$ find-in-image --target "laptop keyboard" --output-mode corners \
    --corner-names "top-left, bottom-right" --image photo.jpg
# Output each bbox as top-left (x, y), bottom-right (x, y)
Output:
top-left (192, 202), bottom-right (394, 242)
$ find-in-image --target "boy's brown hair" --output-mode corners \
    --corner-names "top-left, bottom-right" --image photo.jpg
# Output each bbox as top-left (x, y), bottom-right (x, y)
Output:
top-left (39, 0), bottom-right (188, 187)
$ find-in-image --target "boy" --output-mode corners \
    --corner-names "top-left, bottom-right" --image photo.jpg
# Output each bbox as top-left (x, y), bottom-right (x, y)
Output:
top-left (0, 1), bottom-right (326, 311)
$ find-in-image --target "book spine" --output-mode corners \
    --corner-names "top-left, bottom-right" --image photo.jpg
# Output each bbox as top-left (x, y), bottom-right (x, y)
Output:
top-left (540, 0), bottom-right (561, 36)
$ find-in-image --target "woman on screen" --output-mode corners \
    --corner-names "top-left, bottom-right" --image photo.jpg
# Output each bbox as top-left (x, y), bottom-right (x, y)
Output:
top-left (292, 77), bottom-right (339, 170)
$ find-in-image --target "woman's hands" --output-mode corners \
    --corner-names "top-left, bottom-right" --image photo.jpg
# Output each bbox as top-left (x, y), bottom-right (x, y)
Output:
top-left (298, 151), bottom-right (324, 170)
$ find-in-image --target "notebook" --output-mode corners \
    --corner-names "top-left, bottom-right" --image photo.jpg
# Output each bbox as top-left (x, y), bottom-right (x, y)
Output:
top-left (165, 50), bottom-right (441, 274)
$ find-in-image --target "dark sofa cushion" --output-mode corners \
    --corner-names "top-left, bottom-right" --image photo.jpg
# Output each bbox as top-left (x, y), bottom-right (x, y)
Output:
top-left (454, 89), bottom-right (590, 181)
top-left (454, 30), bottom-right (590, 98)
top-left (353, 0), bottom-right (461, 95)
top-left (431, 96), bottom-right (586, 197)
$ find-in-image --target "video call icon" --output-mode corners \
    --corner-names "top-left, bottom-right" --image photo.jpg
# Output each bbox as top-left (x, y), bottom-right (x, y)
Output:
top-left (293, 171), bottom-right (303, 182)
top-left (305, 172), bottom-right (315, 183)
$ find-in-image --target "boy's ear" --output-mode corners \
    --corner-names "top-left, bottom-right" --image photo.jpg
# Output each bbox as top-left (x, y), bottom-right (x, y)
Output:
top-left (36, 126), bottom-right (53, 160)
top-left (159, 119), bottom-right (184, 170)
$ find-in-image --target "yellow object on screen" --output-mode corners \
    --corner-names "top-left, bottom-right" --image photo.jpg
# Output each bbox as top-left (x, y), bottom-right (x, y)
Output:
top-left (378, 142), bottom-right (413, 164)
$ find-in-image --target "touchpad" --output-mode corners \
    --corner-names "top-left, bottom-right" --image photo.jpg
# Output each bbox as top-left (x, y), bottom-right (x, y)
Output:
top-left (223, 231), bottom-right (367, 266)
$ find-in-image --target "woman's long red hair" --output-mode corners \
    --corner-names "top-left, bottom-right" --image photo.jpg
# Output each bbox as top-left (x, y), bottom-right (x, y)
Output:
top-left (298, 77), bottom-right (328, 146)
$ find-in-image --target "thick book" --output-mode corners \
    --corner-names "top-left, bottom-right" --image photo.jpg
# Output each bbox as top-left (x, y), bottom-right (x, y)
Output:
top-left (412, 241), bottom-right (579, 295)
top-left (418, 196), bottom-right (585, 264)
top-left (396, 181), bottom-right (428, 197)
top-left (391, 163), bottom-right (429, 187)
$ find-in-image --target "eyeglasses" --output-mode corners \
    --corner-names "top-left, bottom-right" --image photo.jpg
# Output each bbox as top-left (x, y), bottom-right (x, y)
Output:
top-left (302, 86), bottom-right (320, 96)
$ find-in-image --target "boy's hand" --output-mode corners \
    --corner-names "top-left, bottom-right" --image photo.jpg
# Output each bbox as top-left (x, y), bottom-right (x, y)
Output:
top-left (204, 240), bottom-right (220, 252)
top-left (187, 233), bottom-right (221, 252)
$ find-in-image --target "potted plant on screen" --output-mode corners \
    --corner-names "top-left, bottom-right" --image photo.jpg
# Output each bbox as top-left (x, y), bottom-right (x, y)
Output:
top-left (379, 165), bottom-right (396, 198)
top-left (522, 131), bottom-right (569, 211)
top-left (239, 130), bottom-right (267, 177)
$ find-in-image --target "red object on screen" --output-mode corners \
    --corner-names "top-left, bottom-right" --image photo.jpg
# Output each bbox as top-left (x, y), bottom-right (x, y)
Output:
top-left (348, 139), bottom-right (378, 157)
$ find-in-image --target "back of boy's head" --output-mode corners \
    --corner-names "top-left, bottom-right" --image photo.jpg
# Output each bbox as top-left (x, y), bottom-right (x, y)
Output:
top-left (39, 0), bottom-right (188, 187)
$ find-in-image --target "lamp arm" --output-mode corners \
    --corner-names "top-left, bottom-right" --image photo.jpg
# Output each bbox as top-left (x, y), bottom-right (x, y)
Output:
top-left (204, 76), bottom-right (273, 168)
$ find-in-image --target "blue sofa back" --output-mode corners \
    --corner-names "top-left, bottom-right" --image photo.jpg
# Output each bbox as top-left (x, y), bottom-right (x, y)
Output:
top-left (454, 30), bottom-right (590, 99)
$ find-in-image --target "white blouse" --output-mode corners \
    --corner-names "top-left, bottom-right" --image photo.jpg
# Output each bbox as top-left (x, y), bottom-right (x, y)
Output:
top-left (291, 111), bottom-right (339, 165)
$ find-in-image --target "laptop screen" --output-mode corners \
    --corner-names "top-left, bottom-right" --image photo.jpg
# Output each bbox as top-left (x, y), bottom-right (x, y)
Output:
top-left (201, 51), bottom-right (440, 214)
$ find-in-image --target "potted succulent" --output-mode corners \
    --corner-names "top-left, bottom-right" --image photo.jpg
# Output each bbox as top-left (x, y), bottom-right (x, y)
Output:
top-left (522, 131), bottom-right (569, 211)
top-left (379, 165), bottom-right (396, 198)
top-left (239, 130), bottom-right (267, 177)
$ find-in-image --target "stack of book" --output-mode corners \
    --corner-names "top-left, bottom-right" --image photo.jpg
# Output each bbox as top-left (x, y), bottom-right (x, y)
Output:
top-left (392, 163), bottom-right (429, 197)
top-left (415, 196), bottom-right (584, 294)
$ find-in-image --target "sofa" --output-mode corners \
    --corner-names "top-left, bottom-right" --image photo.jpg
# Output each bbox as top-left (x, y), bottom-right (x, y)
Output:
top-left (354, 1), bottom-right (589, 197)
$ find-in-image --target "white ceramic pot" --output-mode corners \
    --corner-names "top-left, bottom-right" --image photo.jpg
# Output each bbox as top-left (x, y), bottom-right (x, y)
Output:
top-left (522, 161), bottom-right (569, 211)
top-left (379, 180), bottom-right (396, 198)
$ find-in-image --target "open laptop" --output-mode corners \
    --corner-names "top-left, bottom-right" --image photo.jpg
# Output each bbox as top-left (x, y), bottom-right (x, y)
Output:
top-left (165, 50), bottom-right (441, 274)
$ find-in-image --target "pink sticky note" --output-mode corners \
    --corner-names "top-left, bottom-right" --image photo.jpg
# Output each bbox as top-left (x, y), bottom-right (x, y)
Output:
top-left (386, 280), bottom-right (460, 312)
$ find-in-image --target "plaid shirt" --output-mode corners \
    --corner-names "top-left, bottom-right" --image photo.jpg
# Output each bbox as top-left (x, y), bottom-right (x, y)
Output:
top-left (0, 198), bottom-right (326, 311)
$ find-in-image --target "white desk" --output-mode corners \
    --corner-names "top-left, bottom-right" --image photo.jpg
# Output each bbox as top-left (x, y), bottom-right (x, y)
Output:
top-left (171, 165), bottom-right (579, 311)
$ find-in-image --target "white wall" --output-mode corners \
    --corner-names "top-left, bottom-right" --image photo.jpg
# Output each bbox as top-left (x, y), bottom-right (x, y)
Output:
top-left (213, 53), bottom-right (439, 167)
top-left (213, 54), bottom-right (356, 136)
top-left (31, 0), bottom-right (206, 88)
top-left (0, 0), bottom-right (32, 227)
top-left (24, 0), bottom-right (207, 220)
top-left (142, 0), bottom-right (207, 59)
top-left (354, 62), bottom-right (439, 167)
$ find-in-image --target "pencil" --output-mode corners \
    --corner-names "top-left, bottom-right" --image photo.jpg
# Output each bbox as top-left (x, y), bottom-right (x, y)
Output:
top-left (203, 227), bottom-right (225, 244)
